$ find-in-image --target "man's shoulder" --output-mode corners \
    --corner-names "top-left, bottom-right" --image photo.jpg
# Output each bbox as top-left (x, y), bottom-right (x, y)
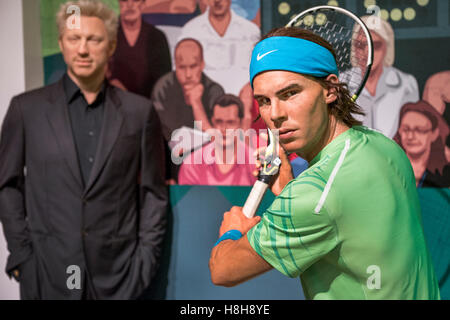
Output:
top-left (112, 86), bottom-right (152, 114)
top-left (384, 66), bottom-right (418, 89)
top-left (13, 82), bottom-right (59, 102)
top-left (152, 72), bottom-right (178, 97)
top-left (337, 126), bottom-right (414, 185)
top-left (201, 73), bottom-right (224, 91)
top-left (9, 81), bottom-right (62, 113)
top-left (183, 141), bottom-right (214, 163)
top-left (350, 126), bottom-right (405, 158)
top-left (178, 142), bottom-right (214, 184)
top-left (181, 11), bottom-right (208, 30)
top-left (230, 10), bottom-right (260, 32)
top-left (141, 21), bottom-right (168, 40)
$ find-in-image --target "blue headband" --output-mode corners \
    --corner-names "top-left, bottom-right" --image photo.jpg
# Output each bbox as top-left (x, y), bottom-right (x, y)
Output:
top-left (249, 36), bottom-right (339, 87)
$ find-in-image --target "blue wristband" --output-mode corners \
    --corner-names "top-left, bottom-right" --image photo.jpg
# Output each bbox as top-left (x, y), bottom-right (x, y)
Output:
top-left (214, 229), bottom-right (243, 247)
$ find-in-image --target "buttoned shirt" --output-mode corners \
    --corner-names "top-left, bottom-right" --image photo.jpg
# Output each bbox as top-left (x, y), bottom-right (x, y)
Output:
top-left (179, 8), bottom-right (260, 95)
top-left (340, 66), bottom-right (419, 138)
top-left (63, 73), bottom-right (105, 186)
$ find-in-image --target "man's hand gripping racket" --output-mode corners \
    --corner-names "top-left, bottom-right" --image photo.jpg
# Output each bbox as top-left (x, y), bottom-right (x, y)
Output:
top-left (242, 129), bottom-right (282, 218)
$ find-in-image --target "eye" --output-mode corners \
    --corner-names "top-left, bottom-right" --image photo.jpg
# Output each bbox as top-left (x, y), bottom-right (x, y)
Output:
top-left (280, 89), bottom-right (299, 100)
top-left (255, 97), bottom-right (270, 107)
top-left (89, 37), bottom-right (102, 43)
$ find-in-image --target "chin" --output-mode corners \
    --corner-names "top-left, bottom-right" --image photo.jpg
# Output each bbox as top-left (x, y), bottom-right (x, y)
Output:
top-left (280, 135), bottom-right (301, 149)
top-left (405, 147), bottom-right (426, 156)
top-left (72, 67), bottom-right (99, 79)
top-left (72, 67), bottom-right (93, 76)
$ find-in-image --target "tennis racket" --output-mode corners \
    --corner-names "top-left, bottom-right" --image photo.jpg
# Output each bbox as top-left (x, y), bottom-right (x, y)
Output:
top-left (242, 128), bottom-right (281, 218)
top-left (242, 5), bottom-right (373, 218)
top-left (287, 5), bottom-right (374, 102)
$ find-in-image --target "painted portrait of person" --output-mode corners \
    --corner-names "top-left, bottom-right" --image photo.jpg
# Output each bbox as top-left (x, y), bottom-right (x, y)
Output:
top-left (152, 38), bottom-right (224, 141)
top-left (178, 94), bottom-right (256, 186)
top-left (142, 0), bottom-right (198, 14)
top-left (107, 0), bottom-right (172, 97)
top-left (140, 0), bottom-right (199, 67)
top-left (341, 15), bottom-right (419, 138)
top-left (152, 38), bottom-right (224, 184)
top-left (423, 70), bottom-right (450, 163)
top-left (178, 0), bottom-right (260, 98)
top-left (394, 101), bottom-right (450, 188)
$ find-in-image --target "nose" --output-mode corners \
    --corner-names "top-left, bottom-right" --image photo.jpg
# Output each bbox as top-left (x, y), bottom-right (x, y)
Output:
top-left (77, 38), bottom-right (88, 56)
top-left (270, 99), bottom-right (287, 126)
top-left (406, 129), bottom-right (416, 140)
top-left (185, 67), bottom-right (193, 79)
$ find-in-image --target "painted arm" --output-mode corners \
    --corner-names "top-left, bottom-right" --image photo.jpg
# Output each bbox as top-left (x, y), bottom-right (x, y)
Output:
top-left (423, 71), bottom-right (450, 114)
top-left (185, 83), bottom-right (213, 131)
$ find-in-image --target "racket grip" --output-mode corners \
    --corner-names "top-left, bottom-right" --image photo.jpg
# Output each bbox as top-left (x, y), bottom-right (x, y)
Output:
top-left (242, 180), bottom-right (269, 218)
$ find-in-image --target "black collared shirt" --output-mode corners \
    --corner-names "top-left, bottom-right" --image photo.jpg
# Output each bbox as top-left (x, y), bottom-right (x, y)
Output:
top-left (63, 74), bottom-right (106, 186)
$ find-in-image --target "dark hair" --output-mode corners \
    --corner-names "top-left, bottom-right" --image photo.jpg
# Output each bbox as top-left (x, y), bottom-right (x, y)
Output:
top-left (175, 38), bottom-right (204, 61)
top-left (213, 94), bottom-right (244, 119)
top-left (393, 100), bottom-right (449, 175)
top-left (260, 27), bottom-right (364, 127)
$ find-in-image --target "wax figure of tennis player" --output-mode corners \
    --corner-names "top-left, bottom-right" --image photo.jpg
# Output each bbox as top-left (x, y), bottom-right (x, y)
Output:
top-left (209, 27), bottom-right (440, 300)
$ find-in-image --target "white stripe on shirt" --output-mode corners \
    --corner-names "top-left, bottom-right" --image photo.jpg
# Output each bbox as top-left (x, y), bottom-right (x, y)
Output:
top-left (314, 138), bottom-right (351, 214)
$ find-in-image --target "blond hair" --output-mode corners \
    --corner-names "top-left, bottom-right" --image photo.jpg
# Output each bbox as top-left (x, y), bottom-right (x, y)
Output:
top-left (360, 15), bottom-right (395, 67)
top-left (56, 0), bottom-right (118, 42)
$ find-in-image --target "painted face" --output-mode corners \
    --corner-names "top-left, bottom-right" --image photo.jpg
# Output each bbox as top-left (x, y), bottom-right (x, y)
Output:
top-left (59, 16), bottom-right (115, 81)
top-left (211, 104), bottom-right (242, 148)
top-left (399, 111), bottom-right (437, 157)
top-left (175, 41), bottom-right (205, 91)
top-left (353, 29), bottom-right (387, 71)
top-left (253, 70), bottom-right (335, 159)
top-left (208, 0), bottom-right (231, 17)
top-left (119, 0), bottom-right (144, 23)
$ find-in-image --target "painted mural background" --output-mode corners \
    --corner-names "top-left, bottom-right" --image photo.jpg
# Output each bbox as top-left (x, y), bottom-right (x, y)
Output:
top-left (39, 0), bottom-right (449, 298)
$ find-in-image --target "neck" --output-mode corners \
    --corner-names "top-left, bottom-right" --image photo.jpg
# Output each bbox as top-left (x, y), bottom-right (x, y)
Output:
top-left (208, 11), bottom-right (231, 36)
top-left (121, 17), bottom-right (142, 32)
top-left (67, 69), bottom-right (105, 103)
top-left (298, 115), bottom-right (349, 163)
top-left (407, 147), bottom-right (430, 165)
top-left (215, 140), bottom-right (237, 165)
top-left (365, 64), bottom-right (384, 96)
top-left (407, 148), bottom-right (430, 186)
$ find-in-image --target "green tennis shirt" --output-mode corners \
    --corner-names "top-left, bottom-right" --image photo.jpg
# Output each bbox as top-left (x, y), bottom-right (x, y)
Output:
top-left (247, 126), bottom-right (440, 300)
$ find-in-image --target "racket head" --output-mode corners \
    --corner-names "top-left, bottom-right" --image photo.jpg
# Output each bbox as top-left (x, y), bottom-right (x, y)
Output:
top-left (286, 5), bottom-right (373, 102)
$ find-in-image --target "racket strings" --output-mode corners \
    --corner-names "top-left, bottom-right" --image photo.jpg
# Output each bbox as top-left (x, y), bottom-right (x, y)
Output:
top-left (290, 9), bottom-right (370, 96)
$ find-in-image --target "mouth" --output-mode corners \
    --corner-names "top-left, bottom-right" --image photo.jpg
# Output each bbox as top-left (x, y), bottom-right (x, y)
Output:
top-left (75, 60), bottom-right (92, 67)
top-left (123, 11), bottom-right (137, 18)
top-left (277, 128), bottom-right (297, 140)
top-left (405, 142), bottom-right (421, 148)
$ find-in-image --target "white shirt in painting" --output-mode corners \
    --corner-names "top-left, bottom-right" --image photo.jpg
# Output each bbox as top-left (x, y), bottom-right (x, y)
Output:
top-left (179, 8), bottom-right (260, 95)
top-left (340, 66), bottom-right (419, 138)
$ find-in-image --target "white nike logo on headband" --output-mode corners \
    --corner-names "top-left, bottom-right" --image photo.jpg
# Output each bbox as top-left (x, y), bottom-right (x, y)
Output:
top-left (256, 49), bottom-right (278, 61)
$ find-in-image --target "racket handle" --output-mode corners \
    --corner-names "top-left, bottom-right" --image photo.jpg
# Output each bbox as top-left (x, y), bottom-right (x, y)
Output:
top-left (242, 180), bottom-right (269, 218)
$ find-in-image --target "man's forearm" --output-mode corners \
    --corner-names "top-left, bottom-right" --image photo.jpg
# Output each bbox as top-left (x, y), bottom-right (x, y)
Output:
top-left (191, 100), bottom-right (213, 131)
top-left (209, 235), bottom-right (272, 287)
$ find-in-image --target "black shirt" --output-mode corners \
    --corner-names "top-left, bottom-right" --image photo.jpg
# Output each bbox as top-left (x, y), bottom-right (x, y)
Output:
top-left (63, 74), bottom-right (106, 186)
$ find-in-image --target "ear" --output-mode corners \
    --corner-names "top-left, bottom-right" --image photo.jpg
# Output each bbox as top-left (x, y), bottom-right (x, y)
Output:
top-left (324, 74), bottom-right (339, 104)
top-left (58, 38), bottom-right (63, 53)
